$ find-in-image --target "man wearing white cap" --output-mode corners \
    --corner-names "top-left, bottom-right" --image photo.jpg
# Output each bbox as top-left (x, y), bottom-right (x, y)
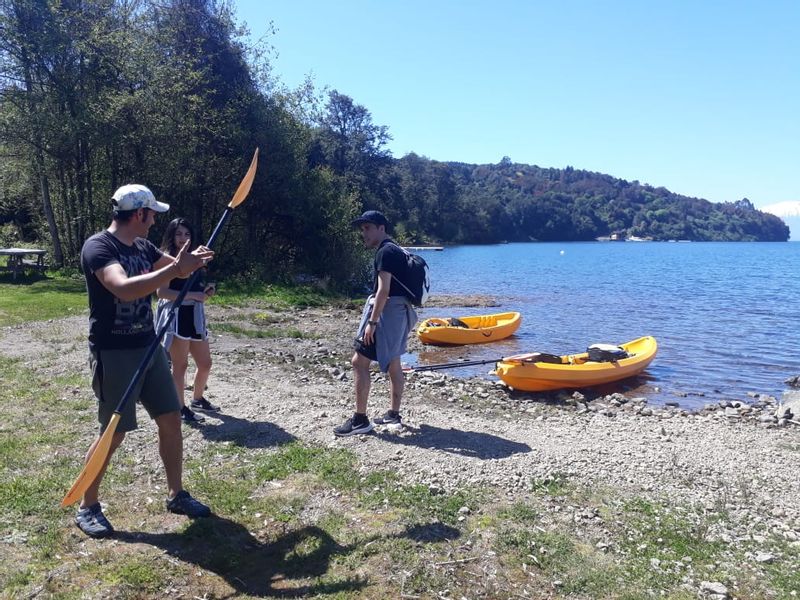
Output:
top-left (75, 184), bottom-right (214, 538)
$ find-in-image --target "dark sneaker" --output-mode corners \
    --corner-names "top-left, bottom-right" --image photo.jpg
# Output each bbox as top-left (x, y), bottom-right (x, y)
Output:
top-left (75, 502), bottom-right (114, 538)
top-left (181, 406), bottom-right (205, 423)
top-left (166, 490), bottom-right (211, 518)
top-left (190, 397), bottom-right (220, 412)
top-left (373, 410), bottom-right (402, 426)
top-left (333, 415), bottom-right (374, 437)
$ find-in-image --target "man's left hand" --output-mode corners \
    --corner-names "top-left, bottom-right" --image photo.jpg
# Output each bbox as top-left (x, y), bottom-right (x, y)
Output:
top-left (363, 322), bottom-right (376, 345)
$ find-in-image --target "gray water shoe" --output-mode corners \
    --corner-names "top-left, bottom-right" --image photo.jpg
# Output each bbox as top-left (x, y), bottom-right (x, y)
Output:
top-left (75, 502), bottom-right (114, 538)
top-left (166, 490), bottom-right (211, 518)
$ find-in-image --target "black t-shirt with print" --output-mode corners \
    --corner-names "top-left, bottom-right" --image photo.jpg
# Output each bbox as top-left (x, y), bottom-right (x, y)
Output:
top-left (373, 239), bottom-right (409, 297)
top-left (81, 231), bottom-right (164, 350)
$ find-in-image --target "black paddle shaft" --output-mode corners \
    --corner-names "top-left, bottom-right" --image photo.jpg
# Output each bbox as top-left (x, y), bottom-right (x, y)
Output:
top-left (407, 351), bottom-right (564, 373)
top-left (407, 357), bottom-right (503, 372)
top-left (109, 207), bottom-right (234, 415)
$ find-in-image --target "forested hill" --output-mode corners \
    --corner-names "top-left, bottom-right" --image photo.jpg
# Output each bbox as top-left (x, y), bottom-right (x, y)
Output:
top-left (386, 156), bottom-right (790, 244)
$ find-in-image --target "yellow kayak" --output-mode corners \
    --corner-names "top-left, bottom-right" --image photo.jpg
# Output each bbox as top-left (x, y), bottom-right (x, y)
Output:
top-left (417, 311), bottom-right (522, 345)
top-left (494, 336), bottom-right (657, 392)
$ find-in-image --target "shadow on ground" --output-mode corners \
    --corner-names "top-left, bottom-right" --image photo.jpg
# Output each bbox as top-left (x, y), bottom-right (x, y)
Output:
top-left (375, 423), bottom-right (531, 459)
top-left (116, 517), bottom-right (460, 597)
top-left (185, 411), bottom-right (296, 449)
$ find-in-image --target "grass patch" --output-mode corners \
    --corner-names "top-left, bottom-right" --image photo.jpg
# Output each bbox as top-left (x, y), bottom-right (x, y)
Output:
top-left (254, 442), bottom-right (357, 487)
top-left (185, 442), bottom-right (357, 521)
top-left (612, 498), bottom-right (732, 594)
top-left (0, 356), bottom-right (80, 582)
top-left (214, 322), bottom-right (316, 339)
top-left (0, 472), bottom-right (72, 516)
top-left (187, 463), bottom-right (257, 516)
top-left (1, 568), bottom-right (33, 593)
top-left (104, 556), bottom-right (167, 593)
top-left (0, 276), bottom-right (349, 328)
top-left (213, 281), bottom-right (344, 309)
top-left (251, 311), bottom-right (285, 325)
top-left (495, 511), bottom-right (628, 596)
top-left (760, 541), bottom-right (800, 596)
top-left (0, 359), bottom-right (82, 516)
top-left (359, 472), bottom-right (481, 525)
top-left (496, 527), bottom-right (575, 570)
top-left (619, 498), bottom-right (725, 563)
top-left (498, 501), bottom-right (539, 524)
top-left (0, 275), bottom-right (86, 326)
top-left (529, 471), bottom-right (572, 496)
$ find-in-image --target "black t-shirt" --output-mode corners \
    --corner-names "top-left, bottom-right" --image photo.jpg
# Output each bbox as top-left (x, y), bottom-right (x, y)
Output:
top-left (80, 231), bottom-right (164, 350)
top-left (167, 271), bottom-right (206, 294)
top-left (374, 239), bottom-right (409, 297)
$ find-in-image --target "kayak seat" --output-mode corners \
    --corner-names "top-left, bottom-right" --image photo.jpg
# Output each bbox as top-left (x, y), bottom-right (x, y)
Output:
top-left (447, 318), bottom-right (470, 328)
top-left (425, 318), bottom-right (450, 328)
top-left (520, 352), bottom-right (564, 364)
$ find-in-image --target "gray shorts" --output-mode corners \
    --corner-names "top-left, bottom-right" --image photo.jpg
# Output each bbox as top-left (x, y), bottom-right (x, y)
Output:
top-left (89, 346), bottom-right (180, 433)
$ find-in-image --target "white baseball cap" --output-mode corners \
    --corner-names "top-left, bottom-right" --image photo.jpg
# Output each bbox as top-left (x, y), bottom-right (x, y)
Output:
top-left (111, 184), bottom-right (170, 212)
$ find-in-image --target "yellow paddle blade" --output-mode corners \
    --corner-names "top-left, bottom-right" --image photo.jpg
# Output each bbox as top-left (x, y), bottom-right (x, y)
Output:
top-left (228, 148), bottom-right (259, 208)
top-left (61, 413), bottom-right (121, 507)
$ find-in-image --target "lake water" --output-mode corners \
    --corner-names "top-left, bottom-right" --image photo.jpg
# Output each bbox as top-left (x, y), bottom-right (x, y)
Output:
top-left (407, 242), bottom-right (800, 409)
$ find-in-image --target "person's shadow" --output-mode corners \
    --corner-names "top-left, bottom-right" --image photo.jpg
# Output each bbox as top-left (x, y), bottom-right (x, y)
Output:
top-left (186, 411), bottom-right (296, 449)
top-left (375, 423), bottom-right (531, 459)
top-left (115, 517), bottom-right (460, 597)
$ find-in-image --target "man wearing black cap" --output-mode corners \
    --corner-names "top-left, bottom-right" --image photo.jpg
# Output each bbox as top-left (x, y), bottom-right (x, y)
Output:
top-left (334, 211), bottom-right (418, 436)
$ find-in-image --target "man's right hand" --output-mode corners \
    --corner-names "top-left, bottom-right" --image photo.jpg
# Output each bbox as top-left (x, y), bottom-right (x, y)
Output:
top-left (174, 240), bottom-right (214, 277)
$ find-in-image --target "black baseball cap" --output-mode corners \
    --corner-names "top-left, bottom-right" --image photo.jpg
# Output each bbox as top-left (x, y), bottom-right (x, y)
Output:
top-left (351, 210), bottom-right (389, 228)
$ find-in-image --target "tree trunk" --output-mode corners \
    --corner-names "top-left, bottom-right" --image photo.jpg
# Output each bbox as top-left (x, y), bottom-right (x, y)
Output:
top-left (22, 60), bottom-right (63, 265)
top-left (57, 167), bottom-right (75, 260)
top-left (36, 157), bottom-right (63, 266)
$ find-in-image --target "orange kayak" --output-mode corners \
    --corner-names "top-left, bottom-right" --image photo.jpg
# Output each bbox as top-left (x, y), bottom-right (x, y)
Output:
top-left (494, 336), bottom-right (658, 392)
top-left (417, 312), bottom-right (522, 345)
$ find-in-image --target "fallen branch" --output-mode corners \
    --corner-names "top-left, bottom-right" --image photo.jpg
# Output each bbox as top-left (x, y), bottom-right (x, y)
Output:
top-left (434, 556), bottom-right (479, 566)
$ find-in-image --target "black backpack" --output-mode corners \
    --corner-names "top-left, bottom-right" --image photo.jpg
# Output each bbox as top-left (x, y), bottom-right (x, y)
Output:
top-left (587, 344), bottom-right (629, 362)
top-left (389, 243), bottom-right (431, 307)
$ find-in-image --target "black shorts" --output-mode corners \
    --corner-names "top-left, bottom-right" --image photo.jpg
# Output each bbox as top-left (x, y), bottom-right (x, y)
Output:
top-left (177, 305), bottom-right (203, 341)
top-left (353, 331), bottom-right (377, 361)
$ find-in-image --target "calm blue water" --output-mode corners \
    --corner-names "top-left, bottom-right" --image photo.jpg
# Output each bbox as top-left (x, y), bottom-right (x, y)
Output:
top-left (408, 242), bottom-right (800, 408)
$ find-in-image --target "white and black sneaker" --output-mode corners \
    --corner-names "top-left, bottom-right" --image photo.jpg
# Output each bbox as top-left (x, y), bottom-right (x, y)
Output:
top-left (373, 410), bottom-right (402, 426)
top-left (181, 406), bottom-right (205, 424)
top-left (334, 414), bottom-right (374, 437)
top-left (190, 397), bottom-right (220, 412)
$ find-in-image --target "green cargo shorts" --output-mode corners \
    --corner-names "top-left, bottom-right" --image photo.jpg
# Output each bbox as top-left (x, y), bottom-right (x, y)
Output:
top-left (89, 345), bottom-right (180, 433)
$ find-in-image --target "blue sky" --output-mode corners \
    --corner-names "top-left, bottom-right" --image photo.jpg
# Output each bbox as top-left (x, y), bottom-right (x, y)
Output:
top-left (232, 1), bottom-right (798, 208)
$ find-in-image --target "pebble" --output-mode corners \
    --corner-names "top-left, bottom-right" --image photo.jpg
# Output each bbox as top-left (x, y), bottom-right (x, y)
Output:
top-left (754, 552), bottom-right (775, 563)
top-left (700, 581), bottom-right (728, 596)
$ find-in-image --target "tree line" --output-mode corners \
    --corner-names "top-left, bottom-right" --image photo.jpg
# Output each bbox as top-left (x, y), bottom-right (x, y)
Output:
top-left (384, 158), bottom-right (789, 243)
top-left (0, 0), bottom-right (789, 288)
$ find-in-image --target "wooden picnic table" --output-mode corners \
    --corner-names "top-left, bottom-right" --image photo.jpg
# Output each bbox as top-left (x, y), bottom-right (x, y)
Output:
top-left (0, 247), bottom-right (48, 280)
